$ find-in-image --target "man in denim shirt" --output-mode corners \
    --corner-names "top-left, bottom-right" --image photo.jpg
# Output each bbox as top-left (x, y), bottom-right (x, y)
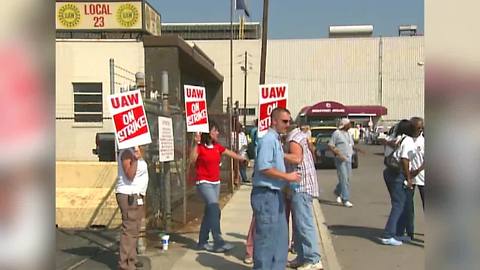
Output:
top-left (251, 107), bottom-right (301, 270)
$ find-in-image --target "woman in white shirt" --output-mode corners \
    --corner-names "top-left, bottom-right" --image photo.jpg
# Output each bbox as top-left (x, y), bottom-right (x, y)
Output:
top-left (115, 145), bottom-right (148, 269)
top-left (380, 120), bottom-right (416, 246)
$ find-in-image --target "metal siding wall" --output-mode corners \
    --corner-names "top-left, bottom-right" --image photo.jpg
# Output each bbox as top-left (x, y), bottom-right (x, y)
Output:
top-left (381, 36), bottom-right (424, 121)
top-left (266, 38), bottom-right (380, 117)
top-left (192, 37), bottom-right (424, 123)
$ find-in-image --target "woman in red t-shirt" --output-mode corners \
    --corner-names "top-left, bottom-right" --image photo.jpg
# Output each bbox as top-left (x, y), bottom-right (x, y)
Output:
top-left (190, 121), bottom-right (247, 253)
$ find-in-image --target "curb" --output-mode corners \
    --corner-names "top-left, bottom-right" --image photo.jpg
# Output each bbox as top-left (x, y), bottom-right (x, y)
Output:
top-left (313, 199), bottom-right (342, 270)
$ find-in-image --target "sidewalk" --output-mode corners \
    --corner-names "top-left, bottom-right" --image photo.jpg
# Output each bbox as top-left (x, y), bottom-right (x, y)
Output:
top-left (147, 184), bottom-right (339, 270)
top-left (56, 184), bottom-right (338, 270)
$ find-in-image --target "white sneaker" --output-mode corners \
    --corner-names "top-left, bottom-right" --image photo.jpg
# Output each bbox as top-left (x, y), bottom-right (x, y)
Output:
top-left (343, 201), bottom-right (353, 207)
top-left (298, 261), bottom-right (324, 270)
top-left (381, 237), bottom-right (403, 246)
top-left (336, 196), bottom-right (342, 204)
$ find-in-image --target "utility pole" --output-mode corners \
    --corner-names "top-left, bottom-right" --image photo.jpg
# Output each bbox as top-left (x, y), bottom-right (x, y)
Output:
top-left (259, 0), bottom-right (269, 84)
top-left (243, 51), bottom-right (248, 127)
top-left (229, 0), bottom-right (234, 140)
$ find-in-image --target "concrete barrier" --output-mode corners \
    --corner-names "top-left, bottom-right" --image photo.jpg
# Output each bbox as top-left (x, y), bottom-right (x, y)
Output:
top-left (56, 161), bottom-right (122, 229)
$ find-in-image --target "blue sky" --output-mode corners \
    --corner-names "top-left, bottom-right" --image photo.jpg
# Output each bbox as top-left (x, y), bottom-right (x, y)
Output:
top-left (149, 0), bottom-right (424, 39)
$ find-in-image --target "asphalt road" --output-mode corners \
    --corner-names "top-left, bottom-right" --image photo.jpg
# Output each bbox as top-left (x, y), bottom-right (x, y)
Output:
top-left (317, 144), bottom-right (425, 270)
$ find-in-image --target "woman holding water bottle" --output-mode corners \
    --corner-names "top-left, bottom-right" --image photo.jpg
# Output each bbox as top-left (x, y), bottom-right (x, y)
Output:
top-left (189, 120), bottom-right (247, 253)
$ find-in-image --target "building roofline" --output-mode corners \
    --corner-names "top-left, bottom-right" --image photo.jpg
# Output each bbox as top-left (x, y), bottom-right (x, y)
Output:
top-left (162, 22), bottom-right (260, 26)
top-left (143, 35), bottom-right (224, 82)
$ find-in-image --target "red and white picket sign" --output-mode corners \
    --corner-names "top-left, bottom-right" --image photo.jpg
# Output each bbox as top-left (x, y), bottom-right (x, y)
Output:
top-left (108, 90), bottom-right (152, 149)
top-left (258, 83), bottom-right (288, 138)
top-left (184, 85), bottom-right (209, 133)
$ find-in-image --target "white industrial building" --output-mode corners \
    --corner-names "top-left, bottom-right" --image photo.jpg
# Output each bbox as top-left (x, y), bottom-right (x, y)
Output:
top-left (190, 35), bottom-right (424, 126)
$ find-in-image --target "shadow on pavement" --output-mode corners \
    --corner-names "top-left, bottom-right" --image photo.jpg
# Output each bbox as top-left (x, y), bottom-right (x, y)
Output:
top-left (195, 251), bottom-right (250, 270)
top-left (226, 232), bottom-right (248, 241)
top-left (318, 199), bottom-right (345, 207)
top-left (328, 225), bottom-right (425, 248)
top-left (62, 247), bottom-right (117, 270)
top-left (328, 224), bottom-right (385, 244)
top-left (168, 233), bottom-right (198, 250)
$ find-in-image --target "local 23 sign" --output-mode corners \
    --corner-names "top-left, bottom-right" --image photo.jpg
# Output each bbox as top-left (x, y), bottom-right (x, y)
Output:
top-left (184, 85), bottom-right (209, 133)
top-left (109, 90), bottom-right (152, 149)
top-left (258, 83), bottom-right (288, 137)
top-left (56, 1), bottom-right (142, 30)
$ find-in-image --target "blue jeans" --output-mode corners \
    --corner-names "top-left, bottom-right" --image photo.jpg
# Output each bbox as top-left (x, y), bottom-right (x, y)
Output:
top-left (383, 168), bottom-right (409, 238)
top-left (251, 187), bottom-right (288, 270)
top-left (240, 161), bottom-right (248, 182)
top-left (334, 159), bottom-right (352, 201)
top-left (291, 192), bottom-right (321, 264)
top-left (197, 183), bottom-right (224, 247)
top-left (397, 187), bottom-right (415, 237)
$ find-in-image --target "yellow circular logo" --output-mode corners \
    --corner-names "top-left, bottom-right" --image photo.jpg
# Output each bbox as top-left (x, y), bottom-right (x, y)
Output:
top-left (116, 4), bottom-right (139, 28)
top-left (58, 4), bottom-right (81, 28)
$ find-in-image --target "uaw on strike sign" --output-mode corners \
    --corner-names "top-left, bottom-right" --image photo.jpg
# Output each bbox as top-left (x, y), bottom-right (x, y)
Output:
top-left (184, 85), bottom-right (209, 133)
top-left (258, 83), bottom-right (288, 137)
top-left (109, 90), bottom-right (152, 149)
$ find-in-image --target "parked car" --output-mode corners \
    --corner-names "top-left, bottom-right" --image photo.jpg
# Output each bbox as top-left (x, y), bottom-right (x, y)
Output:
top-left (312, 127), bottom-right (358, 169)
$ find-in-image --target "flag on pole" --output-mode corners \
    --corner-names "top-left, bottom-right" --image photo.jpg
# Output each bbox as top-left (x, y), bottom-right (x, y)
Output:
top-left (235, 0), bottom-right (250, 17)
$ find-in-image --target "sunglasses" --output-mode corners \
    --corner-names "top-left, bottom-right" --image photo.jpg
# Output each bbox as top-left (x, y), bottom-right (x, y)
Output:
top-left (281, 119), bottom-right (291, 124)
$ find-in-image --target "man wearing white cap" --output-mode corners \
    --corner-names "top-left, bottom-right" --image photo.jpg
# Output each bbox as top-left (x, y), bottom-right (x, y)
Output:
top-left (328, 118), bottom-right (363, 207)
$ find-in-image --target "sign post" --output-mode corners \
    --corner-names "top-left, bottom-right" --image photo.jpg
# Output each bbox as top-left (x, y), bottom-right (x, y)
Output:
top-left (158, 116), bottom-right (174, 162)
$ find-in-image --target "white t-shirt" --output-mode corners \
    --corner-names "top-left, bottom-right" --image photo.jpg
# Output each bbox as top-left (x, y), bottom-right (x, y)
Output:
top-left (133, 159), bottom-right (149, 195)
top-left (384, 135), bottom-right (401, 157)
top-left (116, 148), bottom-right (145, 195)
top-left (393, 135), bottom-right (416, 169)
top-left (412, 134), bottom-right (425, 186)
top-left (238, 132), bottom-right (248, 157)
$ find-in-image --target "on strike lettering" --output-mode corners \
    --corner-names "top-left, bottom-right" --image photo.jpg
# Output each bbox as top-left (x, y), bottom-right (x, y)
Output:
top-left (111, 93), bottom-right (139, 109)
top-left (259, 118), bottom-right (271, 131)
top-left (187, 109), bottom-right (208, 125)
top-left (186, 88), bottom-right (204, 99)
top-left (117, 115), bottom-right (147, 142)
top-left (261, 86), bottom-right (286, 99)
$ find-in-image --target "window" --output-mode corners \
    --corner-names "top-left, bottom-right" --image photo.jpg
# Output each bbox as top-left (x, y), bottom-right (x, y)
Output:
top-left (73, 83), bottom-right (103, 123)
top-left (238, 108), bottom-right (256, 116)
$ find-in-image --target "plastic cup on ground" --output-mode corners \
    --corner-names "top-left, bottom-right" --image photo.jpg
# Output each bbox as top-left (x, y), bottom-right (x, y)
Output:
top-left (161, 235), bottom-right (170, 251)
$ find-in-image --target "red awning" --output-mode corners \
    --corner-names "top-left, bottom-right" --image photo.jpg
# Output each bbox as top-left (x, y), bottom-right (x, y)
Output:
top-left (306, 101), bottom-right (348, 116)
top-left (347, 106), bottom-right (387, 116)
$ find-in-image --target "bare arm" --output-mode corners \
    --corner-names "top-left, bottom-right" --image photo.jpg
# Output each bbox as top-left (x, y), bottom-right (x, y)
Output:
top-left (190, 144), bottom-right (199, 164)
top-left (328, 144), bottom-right (347, 161)
top-left (189, 133), bottom-right (201, 164)
top-left (121, 150), bottom-right (138, 181)
top-left (411, 162), bottom-right (425, 177)
top-left (261, 168), bottom-right (300, 182)
top-left (401, 158), bottom-right (413, 189)
top-left (223, 148), bottom-right (247, 161)
top-left (284, 141), bottom-right (303, 165)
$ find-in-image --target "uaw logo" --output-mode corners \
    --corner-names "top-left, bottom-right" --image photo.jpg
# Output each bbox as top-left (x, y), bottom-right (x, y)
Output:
top-left (116, 3), bottom-right (139, 28)
top-left (58, 4), bottom-right (81, 28)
